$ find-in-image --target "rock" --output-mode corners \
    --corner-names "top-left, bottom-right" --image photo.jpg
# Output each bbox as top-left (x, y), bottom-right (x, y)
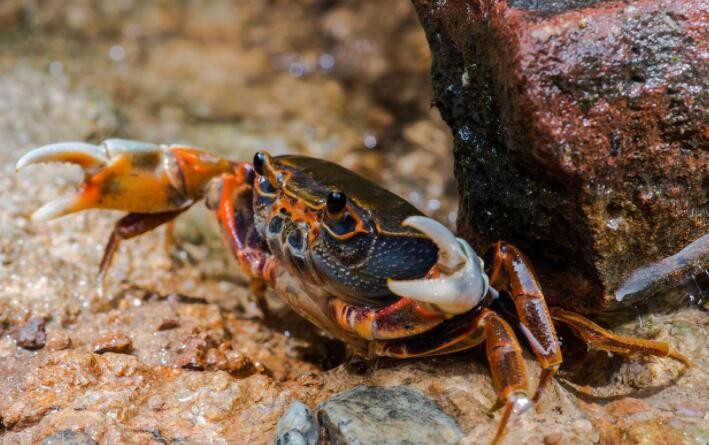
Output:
top-left (275, 402), bottom-right (319, 445)
top-left (544, 432), bottom-right (563, 445)
top-left (46, 329), bottom-right (72, 350)
top-left (175, 336), bottom-right (208, 370)
top-left (156, 318), bottom-right (180, 331)
top-left (40, 430), bottom-right (98, 445)
top-left (92, 332), bottom-right (133, 354)
top-left (412, 0), bottom-right (708, 313)
top-left (316, 385), bottom-right (464, 445)
top-left (14, 317), bottom-right (46, 350)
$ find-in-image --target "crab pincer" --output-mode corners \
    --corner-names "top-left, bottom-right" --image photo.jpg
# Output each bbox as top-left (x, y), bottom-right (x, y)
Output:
top-left (387, 215), bottom-right (490, 315)
top-left (16, 139), bottom-right (234, 219)
top-left (16, 139), bottom-right (238, 286)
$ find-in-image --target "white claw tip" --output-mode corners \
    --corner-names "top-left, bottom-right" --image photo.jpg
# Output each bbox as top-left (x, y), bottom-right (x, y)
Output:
top-left (30, 196), bottom-right (83, 222)
top-left (402, 216), bottom-right (466, 271)
top-left (388, 215), bottom-right (489, 315)
top-left (16, 142), bottom-right (107, 171)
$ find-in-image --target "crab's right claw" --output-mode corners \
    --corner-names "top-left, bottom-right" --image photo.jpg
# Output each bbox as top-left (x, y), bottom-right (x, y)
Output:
top-left (16, 139), bottom-right (234, 221)
top-left (387, 216), bottom-right (490, 315)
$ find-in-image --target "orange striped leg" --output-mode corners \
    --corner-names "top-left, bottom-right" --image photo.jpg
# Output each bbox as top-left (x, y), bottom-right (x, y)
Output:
top-left (371, 308), bottom-right (532, 445)
top-left (330, 297), bottom-right (447, 340)
top-left (486, 241), bottom-right (562, 403)
top-left (480, 310), bottom-right (534, 445)
top-left (213, 169), bottom-right (270, 281)
top-left (212, 167), bottom-right (276, 313)
top-left (370, 306), bottom-right (485, 358)
top-left (98, 209), bottom-right (187, 287)
top-left (550, 307), bottom-right (691, 366)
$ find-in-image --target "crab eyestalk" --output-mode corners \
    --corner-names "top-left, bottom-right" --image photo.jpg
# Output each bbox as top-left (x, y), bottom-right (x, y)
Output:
top-left (16, 139), bottom-right (234, 220)
top-left (387, 216), bottom-right (489, 315)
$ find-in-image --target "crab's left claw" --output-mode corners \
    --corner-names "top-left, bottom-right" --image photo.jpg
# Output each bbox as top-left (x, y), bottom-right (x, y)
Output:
top-left (387, 216), bottom-right (489, 315)
top-left (16, 139), bottom-right (234, 221)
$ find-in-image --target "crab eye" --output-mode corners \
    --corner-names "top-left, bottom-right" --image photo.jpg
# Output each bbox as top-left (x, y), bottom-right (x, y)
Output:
top-left (326, 191), bottom-right (347, 217)
top-left (253, 152), bottom-right (267, 176)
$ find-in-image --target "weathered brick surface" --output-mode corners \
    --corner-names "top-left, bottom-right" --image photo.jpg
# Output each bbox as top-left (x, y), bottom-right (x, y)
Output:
top-left (412, 0), bottom-right (708, 312)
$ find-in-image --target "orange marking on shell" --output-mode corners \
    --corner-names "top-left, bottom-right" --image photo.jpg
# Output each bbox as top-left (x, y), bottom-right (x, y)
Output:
top-left (323, 206), bottom-right (370, 241)
top-left (272, 166), bottom-right (368, 241)
top-left (270, 195), bottom-right (322, 244)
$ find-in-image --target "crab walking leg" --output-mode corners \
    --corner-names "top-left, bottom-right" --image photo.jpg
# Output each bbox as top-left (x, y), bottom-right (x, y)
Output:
top-left (549, 307), bottom-right (691, 366)
top-left (486, 242), bottom-right (562, 403)
top-left (480, 310), bottom-right (534, 445)
top-left (373, 308), bottom-right (532, 445)
top-left (329, 296), bottom-right (447, 340)
top-left (98, 210), bottom-right (187, 287)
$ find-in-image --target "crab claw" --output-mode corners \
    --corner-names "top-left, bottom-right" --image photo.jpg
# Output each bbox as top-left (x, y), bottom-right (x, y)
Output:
top-left (16, 139), bottom-right (234, 221)
top-left (387, 216), bottom-right (489, 315)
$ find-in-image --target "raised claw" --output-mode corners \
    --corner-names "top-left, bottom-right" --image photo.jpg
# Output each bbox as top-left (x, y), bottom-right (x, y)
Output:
top-left (387, 216), bottom-right (489, 315)
top-left (16, 142), bottom-right (108, 172)
top-left (16, 138), bottom-right (234, 222)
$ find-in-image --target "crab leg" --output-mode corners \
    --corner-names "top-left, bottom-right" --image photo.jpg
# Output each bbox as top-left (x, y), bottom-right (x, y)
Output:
top-left (208, 167), bottom-right (275, 313)
top-left (329, 296), bottom-right (447, 340)
top-left (485, 241), bottom-right (562, 403)
top-left (97, 210), bottom-right (187, 287)
top-left (210, 167), bottom-right (270, 281)
top-left (373, 308), bottom-right (532, 445)
top-left (480, 310), bottom-right (534, 445)
top-left (549, 307), bottom-right (691, 366)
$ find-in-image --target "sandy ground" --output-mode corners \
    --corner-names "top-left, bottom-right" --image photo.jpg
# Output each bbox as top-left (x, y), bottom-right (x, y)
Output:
top-left (0, 1), bottom-right (707, 444)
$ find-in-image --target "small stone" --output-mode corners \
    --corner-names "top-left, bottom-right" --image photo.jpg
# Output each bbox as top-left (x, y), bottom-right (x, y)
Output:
top-left (226, 352), bottom-right (255, 377)
top-left (176, 336), bottom-right (207, 370)
top-left (46, 329), bottom-right (71, 350)
top-left (544, 432), bottom-right (563, 445)
top-left (147, 395), bottom-right (165, 411)
top-left (275, 402), bottom-right (319, 445)
top-left (156, 318), bottom-right (180, 331)
top-left (317, 386), bottom-right (464, 445)
top-left (93, 332), bottom-right (132, 354)
top-left (206, 346), bottom-right (255, 378)
top-left (41, 430), bottom-right (98, 445)
top-left (14, 317), bottom-right (46, 350)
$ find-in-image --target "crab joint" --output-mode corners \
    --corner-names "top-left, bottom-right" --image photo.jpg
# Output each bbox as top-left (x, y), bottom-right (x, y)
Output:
top-left (387, 216), bottom-right (489, 315)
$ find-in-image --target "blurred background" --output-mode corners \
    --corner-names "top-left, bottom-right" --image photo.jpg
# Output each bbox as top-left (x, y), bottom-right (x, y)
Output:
top-left (0, 0), bottom-right (456, 225)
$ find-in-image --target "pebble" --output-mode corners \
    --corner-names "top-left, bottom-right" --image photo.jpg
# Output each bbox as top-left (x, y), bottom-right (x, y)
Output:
top-left (317, 386), bottom-right (464, 445)
top-left (156, 318), bottom-right (180, 331)
top-left (176, 336), bottom-right (207, 370)
top-left (275, 402), bottom-right (319, 445)
top-left (92, 332), bottom-right (132, 354)
top-left (543, 432), bottom-right (563, 444)
top-left (46, 329), bottom-right (71, 350)
top-left (14, 316), bottom-right (46, 350)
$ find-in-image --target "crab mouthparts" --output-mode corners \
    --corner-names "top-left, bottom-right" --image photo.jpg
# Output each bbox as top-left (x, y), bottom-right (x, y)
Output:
top-left (387, 216), bottom-right (489, 315)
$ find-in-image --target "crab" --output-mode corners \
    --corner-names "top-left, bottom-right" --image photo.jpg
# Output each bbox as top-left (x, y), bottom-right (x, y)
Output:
top-left (16, 139), bottom-right (690, 444)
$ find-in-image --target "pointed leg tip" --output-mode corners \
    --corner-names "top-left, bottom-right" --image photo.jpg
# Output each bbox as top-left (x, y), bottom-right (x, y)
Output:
top-left (670, 350), bottom-right (691, 367)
